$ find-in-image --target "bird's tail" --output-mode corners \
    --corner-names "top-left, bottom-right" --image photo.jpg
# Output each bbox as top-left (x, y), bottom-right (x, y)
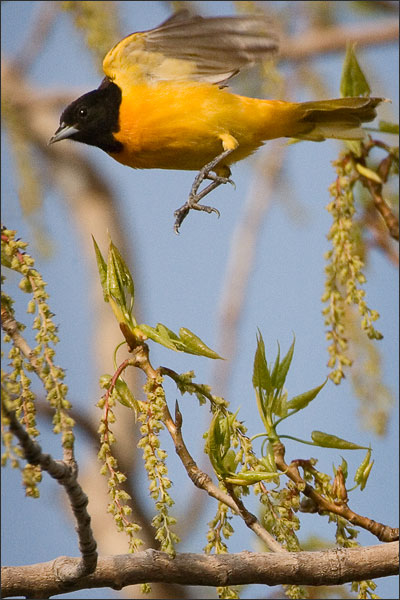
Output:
top-left (293, 97), bottom-right (386, 141)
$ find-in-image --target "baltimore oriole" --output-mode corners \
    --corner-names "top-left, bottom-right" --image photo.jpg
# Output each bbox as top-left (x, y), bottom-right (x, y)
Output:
top-left (50, 11), bottom-right (384, 232)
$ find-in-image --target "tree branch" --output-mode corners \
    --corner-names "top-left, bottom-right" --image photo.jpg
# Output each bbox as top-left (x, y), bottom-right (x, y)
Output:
top-left (129, 354), bottom-right (285, 554)
top-left (164, 397), bottom-right (286, 554)
top-left (2, 543), bottom-right (398, 598)
top-left (273, 442), bottom-right (399, 543)
top-left (363, 178), bottom-right (399, 241)
top-left (280, 18), bottom-right (399, 62)
top-left (1, 402), bottom-right (98, 580)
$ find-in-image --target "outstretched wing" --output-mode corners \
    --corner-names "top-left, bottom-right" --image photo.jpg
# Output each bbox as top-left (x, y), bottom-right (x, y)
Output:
top-left (103, 11), bottom-right (279, 88)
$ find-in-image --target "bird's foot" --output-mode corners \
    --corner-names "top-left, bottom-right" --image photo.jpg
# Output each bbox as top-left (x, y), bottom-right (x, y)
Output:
top-left (173, 150), bottom-right (235, 233)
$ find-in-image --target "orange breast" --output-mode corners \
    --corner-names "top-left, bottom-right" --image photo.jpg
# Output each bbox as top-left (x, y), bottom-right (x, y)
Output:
top-left (110, 82), bottom-right (300, 171)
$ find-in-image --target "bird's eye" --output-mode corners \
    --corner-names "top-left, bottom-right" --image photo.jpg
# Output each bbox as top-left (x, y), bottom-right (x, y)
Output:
top-left (78, 107), bottom-right (88, 119)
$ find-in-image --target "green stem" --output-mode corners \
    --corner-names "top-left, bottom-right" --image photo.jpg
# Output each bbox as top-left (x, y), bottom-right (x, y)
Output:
top-left (279, 434), bottom-right (318, 447)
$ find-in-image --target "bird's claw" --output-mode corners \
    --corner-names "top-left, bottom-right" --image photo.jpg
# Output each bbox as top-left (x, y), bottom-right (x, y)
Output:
top-left (206, 173), bottom-right (235, 190)
top-left (174, 198), bottom-right (220, 234)
top-left (173, 148), bottom-right (235, 233)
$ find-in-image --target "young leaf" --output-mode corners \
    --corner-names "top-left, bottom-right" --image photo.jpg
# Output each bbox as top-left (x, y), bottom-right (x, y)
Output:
top-left (222, 448), bottom-right (238, 473)
top-left (378, 120), bottom-right (399, 135)
top-left (311, 430), bottom-right (369, 450)
top-left (107, 241), bottom-right (135, 314)
top-left (355, 163), bottom-right (383, 184)
top-left (92, 236), bottom-right (109, 302)
top-left (274, 336), bottom-right (295, 391)
top-left (206, 412), bottom-right (228, 476)
top-left (340, 456), bottom-right (348, 481)
top-left (354, 447), bottom-right (374, 490)
top-left (179, 328), bottom-right (222, 359)
top-left (157, 323), bottom-right (180, 343)
top-left (252, 331), bottom-right (272, 393)
top-left (270, 342), bottom-right (281, 387)
top-left (271, 391), bottom-right (288, 418)
top-left (225, 470), bottom-right (280, 485)
top-left (113, 378), bottom-right (139, 418)
top-left (287, 379), bottom-right (327, 411)
top-left (340, 44), bottom-right (371, 98)
top-left (138, 323), bottom-right (179, 351)
top-left (359, 460), bottom-right (374, 491)
top-left (155, 323), bottom-right (183, 350)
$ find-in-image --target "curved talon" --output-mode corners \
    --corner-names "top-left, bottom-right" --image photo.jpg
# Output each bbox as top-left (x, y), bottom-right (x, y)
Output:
top-left (206, 173), bottom-right (235, 189)
top-left (192, 203), bottom-right (220, 217)
top-left (173, 200), bottom-right (220, 233)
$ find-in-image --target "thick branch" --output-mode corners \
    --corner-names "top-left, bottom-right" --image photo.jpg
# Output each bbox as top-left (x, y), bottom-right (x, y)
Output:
top-left (1, 402), bottom-right (98, 580)
top-left (2, 543), bottom-right (398, 598)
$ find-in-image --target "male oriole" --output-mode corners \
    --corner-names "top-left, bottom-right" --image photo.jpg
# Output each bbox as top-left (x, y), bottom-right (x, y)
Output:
top-left (50, 11), bottom-right (384, 232)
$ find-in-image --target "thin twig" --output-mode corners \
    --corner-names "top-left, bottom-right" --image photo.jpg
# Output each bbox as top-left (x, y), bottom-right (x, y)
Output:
top-left (273, 442), bottom-right (399, 543)
top-left (165, 399), bottom-right (287, 552)
top-left (0, 305), bottom-right (41, 374)
top-left (1, 400), bottom-right (98, 579)
top-left (363, 204), bottom-right (399, 265)
top-left (364, 178), bottom-right (399, 241)
top-left (131, 347), bottom-right (286, 553)
top-left (34, 398), bottom-right (163, 552)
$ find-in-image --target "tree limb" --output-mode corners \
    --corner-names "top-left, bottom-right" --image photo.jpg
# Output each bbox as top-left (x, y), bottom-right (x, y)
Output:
top-left (1, 401), bottom-right (98, 580)
top-left (2, 543), bottom-right (398, 598)
top-left (280, 18), bottom-right (399, 62)
top-left (273, 442), bottom-right (399, 543)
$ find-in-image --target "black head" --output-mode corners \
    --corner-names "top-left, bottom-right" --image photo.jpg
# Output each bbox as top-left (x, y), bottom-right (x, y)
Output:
top-left (49, 79), bottom-right (123, 154)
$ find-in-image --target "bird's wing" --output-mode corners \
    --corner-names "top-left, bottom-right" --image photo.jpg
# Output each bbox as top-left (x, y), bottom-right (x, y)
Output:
top-left (103, 11), bottom-right (279, 88)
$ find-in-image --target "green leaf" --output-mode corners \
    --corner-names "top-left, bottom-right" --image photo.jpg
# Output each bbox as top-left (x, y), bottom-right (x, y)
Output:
top-left (157, 323), bottom-right (180, 343)
top-left (311, 430), bottom-right (369, 450)
top-left (155, 323), bottom-right (183, 350)
top-left (225, 470), bottom-right (280, 485)
top-left (138, 323), bottom-right (179, 351)
top-left (340, 456), bottom-right (348, 481)
top-left (287, 379), bottom-right (327, 411)
top-left (340, 44), bottom-right (371, 98)
top-left (359, 460), bottom-right (374, 491)
top-left (270, 342), bottom-right (281, 387)
top-left (355, 163), bottom-right (383, 183)
top-left (113, 378), bottom-right (139, 418)
top-left (137, 324), bottom-right (221, 358)
top-left (275, 336), bottom-right (295, 390)
top-left (354, 448), bottom-right (373, 489)
top-left (271, 392), bottom-right (288, 418)
top-left (179, 328), bottom-right (222, 359)
top-left (378, 120), bottom-right (399, 135)
top-left (260, 442), bottom-right (277, 474)
top-left (345, 140), bottom-right (363, 157)
top-left (222, 448), bottom-right (238, 473)
top-left (92, 236), bottom-right (109, 302)
top-left (252, 331), bottom-right (272, 393)
top-left (206, 412), bottom-right (228, 476)
top-left (107, 241), bottom-right (135, 314)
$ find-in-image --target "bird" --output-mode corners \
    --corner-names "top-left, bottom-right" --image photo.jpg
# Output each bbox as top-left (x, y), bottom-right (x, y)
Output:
top-left (49, 10), bottom-right (384, 232)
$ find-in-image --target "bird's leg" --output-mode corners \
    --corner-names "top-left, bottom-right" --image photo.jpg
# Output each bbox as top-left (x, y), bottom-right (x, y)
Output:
top-left (173, 148), bottom-right (235, 233)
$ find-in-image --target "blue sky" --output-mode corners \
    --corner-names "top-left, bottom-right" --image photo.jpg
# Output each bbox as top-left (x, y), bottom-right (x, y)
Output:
top-left (2, 2), bottom-right (399, 599)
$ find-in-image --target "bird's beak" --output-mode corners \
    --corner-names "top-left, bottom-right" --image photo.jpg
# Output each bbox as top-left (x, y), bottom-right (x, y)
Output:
top-left (48, 123), bottom-right (80, 145)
